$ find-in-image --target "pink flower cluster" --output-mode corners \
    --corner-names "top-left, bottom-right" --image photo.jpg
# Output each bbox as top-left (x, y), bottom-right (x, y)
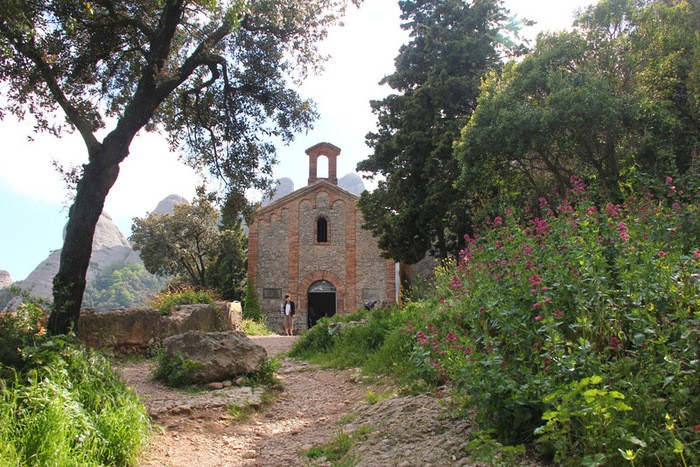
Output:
top-left (570, 175), bottom-right (585, 194)
top-left (609, 336), bottom-right (623, 351)
top-left (528, 274), bottom-right (543, 288)
top-left (606, 203), bottom-right (620, 218)
top-left (617, 221), bottom-right (630, 242)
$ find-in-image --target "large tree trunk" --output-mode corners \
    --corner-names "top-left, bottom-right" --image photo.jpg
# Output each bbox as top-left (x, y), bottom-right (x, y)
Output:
top-left (48, 154), bottom-right (122, 335)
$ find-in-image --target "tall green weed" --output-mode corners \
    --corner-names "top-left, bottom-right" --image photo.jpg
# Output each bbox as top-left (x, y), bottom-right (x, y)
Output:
top-left (406, 176), bottom-right (700, 464)
top-left (0, 304), bottom-right (150, 465)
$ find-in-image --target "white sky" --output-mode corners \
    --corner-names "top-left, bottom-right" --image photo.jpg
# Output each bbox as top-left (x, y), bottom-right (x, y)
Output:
top-left (0, 0), bottom-right (594, 281)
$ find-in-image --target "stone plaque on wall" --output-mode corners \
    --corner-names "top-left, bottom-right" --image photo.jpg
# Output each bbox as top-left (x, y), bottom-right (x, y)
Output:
top-left (362, 288), bottom-right (382, 300)
top-left (263, 288), bottom-right (283, 299)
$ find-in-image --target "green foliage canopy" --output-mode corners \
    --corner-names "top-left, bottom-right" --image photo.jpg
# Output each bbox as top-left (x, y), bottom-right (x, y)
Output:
top-left (243, 278), bottom-right (262, 321)
top-left (208, 192), bottom-right (249, 301)
top-left (82, 261), bottom-right (168, 310)
top-left (130, 189), bottom-right (245, 293)
top-left (457, 0), bottom-right (700, 203)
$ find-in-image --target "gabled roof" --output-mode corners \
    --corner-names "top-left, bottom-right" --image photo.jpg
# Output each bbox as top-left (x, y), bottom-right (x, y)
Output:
top-left (256, 179), bottom-right (358, 216)
top-left (305, 142), bottom-right (341, 156)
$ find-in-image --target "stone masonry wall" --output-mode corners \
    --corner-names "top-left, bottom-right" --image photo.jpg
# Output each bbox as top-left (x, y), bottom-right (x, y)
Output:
top-left (298, 194), bottom-right (347, 287)
top-left (355, 212), bottom-right (393, 305)
top-left (256, 208), bottom-right (290, 331)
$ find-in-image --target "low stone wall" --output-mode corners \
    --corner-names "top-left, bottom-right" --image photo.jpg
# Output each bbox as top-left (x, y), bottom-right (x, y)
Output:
top-left (77, 301), bottom-right (242, 351)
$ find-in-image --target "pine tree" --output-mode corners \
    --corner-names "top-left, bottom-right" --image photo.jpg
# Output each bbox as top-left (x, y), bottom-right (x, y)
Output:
top-left (357, 0), bottom-right (519, 262)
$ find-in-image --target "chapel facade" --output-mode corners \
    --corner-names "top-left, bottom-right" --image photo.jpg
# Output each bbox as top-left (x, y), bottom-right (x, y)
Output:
top-left (247, 142), bottom-right (397, 331)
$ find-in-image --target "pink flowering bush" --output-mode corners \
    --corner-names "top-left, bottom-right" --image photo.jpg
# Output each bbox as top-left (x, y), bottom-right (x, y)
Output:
top-left (408, 176), bottom-right (700, 464)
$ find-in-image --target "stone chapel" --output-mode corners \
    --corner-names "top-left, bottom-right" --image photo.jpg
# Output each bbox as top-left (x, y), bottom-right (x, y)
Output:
top-left (247, 142), bottom-right (397, 331)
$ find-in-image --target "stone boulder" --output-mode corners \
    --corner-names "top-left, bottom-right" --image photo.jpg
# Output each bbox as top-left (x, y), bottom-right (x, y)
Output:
top-left (162, 330), bottom-right (268, 383)
top-left (79, 307), bottom-right (162, 349)
top-left (159, 304), bottom-right (233, 338)
top-left (226, 301), bottom-right (243, 330)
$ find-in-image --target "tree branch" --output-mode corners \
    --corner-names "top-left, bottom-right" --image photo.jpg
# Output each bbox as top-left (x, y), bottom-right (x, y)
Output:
top-left (0, 24), bottom-right (101, 154)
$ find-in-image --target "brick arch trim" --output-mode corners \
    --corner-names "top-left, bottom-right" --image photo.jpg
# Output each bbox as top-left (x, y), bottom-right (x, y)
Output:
top-left (299, 270), bottom-right (346, 313)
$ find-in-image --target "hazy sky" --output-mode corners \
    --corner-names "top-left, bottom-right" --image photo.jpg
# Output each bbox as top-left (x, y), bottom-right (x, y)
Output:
top-left (0, 0), bottom-right (594, 281)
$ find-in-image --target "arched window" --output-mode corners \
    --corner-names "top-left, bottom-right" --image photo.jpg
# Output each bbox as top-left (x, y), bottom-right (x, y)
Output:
top-left (316, 217), bottom-right (328, 243)
top-left (316, 155), bottom-right (329, 179)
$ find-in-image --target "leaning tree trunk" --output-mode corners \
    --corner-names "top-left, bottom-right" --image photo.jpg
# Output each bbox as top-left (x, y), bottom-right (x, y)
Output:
top-left (48, 153), bottom-right (123, 335)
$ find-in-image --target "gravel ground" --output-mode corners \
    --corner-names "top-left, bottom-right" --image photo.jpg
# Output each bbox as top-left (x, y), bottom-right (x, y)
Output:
top-left (117, 334), bottom-right (541, 466)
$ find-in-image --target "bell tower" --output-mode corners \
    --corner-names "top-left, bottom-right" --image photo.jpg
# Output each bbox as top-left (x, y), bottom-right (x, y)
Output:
top-left (306, 142), bottom-right (340, 186)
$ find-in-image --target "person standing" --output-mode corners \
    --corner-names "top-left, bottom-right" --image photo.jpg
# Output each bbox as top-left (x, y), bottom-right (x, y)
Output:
top-left (281, 294), bottom-right (295, 336)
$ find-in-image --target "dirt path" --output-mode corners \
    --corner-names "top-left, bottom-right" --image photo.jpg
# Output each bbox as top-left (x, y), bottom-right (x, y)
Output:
top-left (119, 335), bottom-right (506, 466)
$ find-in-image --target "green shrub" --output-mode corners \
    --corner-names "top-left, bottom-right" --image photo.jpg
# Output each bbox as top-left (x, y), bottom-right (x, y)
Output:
top-left (244, 357), bottom-right (282, 388)
top-left (289, 306), bottom-right (427, 387)
top-left (0, 302), bottom-right (47, 377)
top-left (149, 285), bottom-right (217, 313)
top-left (241, 318), bottom-right (271, 336)
top-left (153, 348), bottom-right (204, 387)
top-left (405, 177), bottom-right (700, 464)
top-left (302, 426), bottom-right (371, 465)
top-left (243, 279), bottom-right (263, 321)
top-left (289, 316), bottom-right (336, 357)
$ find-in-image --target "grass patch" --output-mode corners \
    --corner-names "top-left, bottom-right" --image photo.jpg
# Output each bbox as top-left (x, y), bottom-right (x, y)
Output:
top-left (302, 426), bottom-right (372, 465)
top-left (336, 412), bottom-right (360, 425)
top-left (227, 403), bottom-right (256, 421)
top-left (227, 390), bottom-right (277, 421)
top-left (243, 357), bottom-right (282, 389)
top-left (289, 306), bottom-right (426, 388)
top-left (364, 390), bottom-right (393, 405)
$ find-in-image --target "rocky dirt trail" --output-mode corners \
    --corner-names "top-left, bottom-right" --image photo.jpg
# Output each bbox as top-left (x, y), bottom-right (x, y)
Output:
top-left (117, 335), bottom-right (502, 466)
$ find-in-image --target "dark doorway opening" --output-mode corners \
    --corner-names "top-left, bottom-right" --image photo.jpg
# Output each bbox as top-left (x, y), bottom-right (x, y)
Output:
top-left (307, 280), bottom-right (336, 328)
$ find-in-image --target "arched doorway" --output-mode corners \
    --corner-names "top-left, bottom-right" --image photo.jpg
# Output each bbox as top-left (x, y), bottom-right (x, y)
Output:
top-left (307, 280), bottom-right (336, 327)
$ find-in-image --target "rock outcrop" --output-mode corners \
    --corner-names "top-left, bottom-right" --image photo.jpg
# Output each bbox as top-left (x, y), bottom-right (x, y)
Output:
top-left (162, 330), bottom-right (268, 383)
top-left (152, 194), bottom-right (188, 215)
top-left (262, 173), bottom-right (366, 205)
top-left (16, 212), bottom-right (141, 302)
top-left (0, 270), bottom-right (12, 290)
top-left (10, 196), bottom-right (186, 306)
top-left (88, 211), bottom-right (130, 250)
top-left (262, 177), bottom-right (295, 205)
top-left (338, 172), bottom-right (366, 196)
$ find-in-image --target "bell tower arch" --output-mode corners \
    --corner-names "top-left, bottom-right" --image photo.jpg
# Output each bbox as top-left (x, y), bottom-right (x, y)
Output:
top-left (306, 142), bottom-right (341, 186)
